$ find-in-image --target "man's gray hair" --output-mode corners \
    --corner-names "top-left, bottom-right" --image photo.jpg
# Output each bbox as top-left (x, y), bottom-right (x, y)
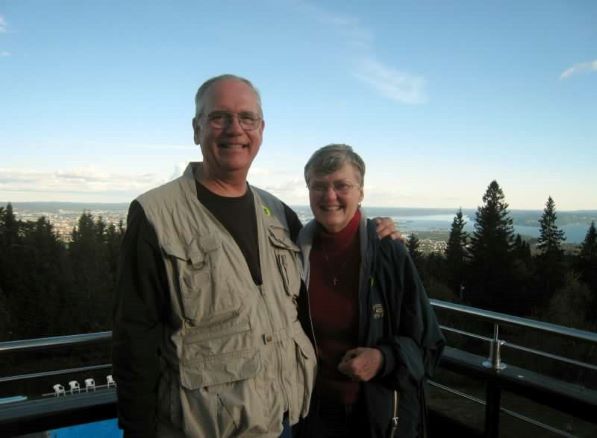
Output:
top-left (194, 74), bottom-right (262, 117)
top-left (304, 144), bottom-right (366, 186)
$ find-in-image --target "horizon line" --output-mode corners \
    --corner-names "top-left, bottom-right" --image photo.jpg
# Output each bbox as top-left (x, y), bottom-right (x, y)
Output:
top-left (3, 200), bottom-right (597, 214)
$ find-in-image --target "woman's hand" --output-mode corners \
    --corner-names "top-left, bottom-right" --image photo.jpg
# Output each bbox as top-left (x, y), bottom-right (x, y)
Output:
top-left (337, 347), bottom-right (384, 382)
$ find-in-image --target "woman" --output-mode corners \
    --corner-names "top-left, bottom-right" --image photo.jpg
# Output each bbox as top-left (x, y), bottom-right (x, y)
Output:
top-left (296, 144), bottom-right (445, 438)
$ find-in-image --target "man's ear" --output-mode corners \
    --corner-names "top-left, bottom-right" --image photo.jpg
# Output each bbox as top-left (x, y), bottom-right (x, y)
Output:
top-left (192, 117), bottom-right (200, 145)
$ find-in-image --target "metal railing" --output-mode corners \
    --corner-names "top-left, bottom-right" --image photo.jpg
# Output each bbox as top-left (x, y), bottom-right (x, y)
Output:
top-left (1, 300), bottom-right (596, 437)
top-left (0, 331), bottom-right (111, 354)
top-left (429, 299), bottom-right (597, 437)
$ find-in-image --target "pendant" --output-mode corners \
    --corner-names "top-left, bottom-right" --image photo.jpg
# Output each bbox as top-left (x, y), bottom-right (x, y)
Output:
top-left (332, 277), bottom-right (338, 287)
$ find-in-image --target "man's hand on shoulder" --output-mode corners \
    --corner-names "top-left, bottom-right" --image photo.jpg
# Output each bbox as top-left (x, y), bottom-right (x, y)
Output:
top-left (373, 217), bottom-right (403, 241)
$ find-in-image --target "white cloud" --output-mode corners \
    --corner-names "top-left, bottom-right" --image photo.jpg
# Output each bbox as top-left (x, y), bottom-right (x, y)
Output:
top-left (0, 15), bottom-right (7, 33)
top-left (169, 162), bottom-right (188, 180)
top-left (354, 57), bottom-right (427, 104)
top-left (297, 1), bottom-right (427, 104)
top-left (0, 167), bottom-right (165, 196)
top-left (560, 60), bottom-right (597, 79)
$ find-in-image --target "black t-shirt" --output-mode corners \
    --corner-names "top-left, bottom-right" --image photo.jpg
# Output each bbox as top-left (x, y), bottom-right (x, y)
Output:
top-left (195, 181), bottom-right (262, 284)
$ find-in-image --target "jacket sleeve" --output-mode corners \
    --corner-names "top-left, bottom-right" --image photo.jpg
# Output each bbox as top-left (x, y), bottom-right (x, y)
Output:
top-left (112, 201), bottom-right (168, 438)
top-left (374, 238), bottom-right (445, 389)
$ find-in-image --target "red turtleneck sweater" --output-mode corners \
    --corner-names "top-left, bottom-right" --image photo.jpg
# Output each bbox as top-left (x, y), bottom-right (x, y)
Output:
top-left (309, 209), bottom-right (362, 404)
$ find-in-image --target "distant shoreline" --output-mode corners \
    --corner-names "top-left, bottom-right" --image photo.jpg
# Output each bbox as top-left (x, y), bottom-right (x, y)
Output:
top-left (4, 200), bottom-right (597, 214)
top-left (4, 201), bottom-right (597, 244)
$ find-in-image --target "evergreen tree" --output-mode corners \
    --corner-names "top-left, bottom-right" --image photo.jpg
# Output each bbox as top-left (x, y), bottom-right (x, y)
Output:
top-left (445, 208), bottom-right (468, 297)
top-left (18, 217), bottom-right (72, 337)
top-left (577, 221), bottom-right (597, 319)
top-left (69, 213), bottom-right (112, 331)
top-left (0, 203), bottom-right (19, 246)
top-left (578, 221), bottom-right (597, 282)
top-left (105, 219), bottom-right (125, 283)
top-left (535, 196), bottom-right (566, 301)
top-left (467, 181), bottom-right (519, 313)
top-left (511, 233), bottom-right (535, 314)
top-left (513, 234), bottom-right (531, 264)
top-left (1, 206), bottom-right (76, 338)
top-left (537, 196), bottom-right (566, 255)
top-left (0, 203), bottom-right (27, 338)
top-left (406, 233), bottom-right (422, 268)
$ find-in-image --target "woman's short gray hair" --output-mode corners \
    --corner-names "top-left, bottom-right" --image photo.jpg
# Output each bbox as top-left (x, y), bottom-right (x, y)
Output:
top-left (194, 74), bottom-right (262, 117)
top-left (304, 144), bottom-right (365, 186)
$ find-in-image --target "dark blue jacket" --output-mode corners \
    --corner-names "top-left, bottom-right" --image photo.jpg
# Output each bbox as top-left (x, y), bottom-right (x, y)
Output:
top-left (297, 216), bottom-right (445, 437)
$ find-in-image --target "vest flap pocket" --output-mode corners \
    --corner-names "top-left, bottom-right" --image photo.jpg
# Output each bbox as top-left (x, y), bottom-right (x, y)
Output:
top-left (268, 226), bottom-right (302, 297)
top-left (161, 241), bottom-right (188, 260)
top-left (162, 236), bottom-right (234, 323)
top-left (292, 328), bottom-right (317, 418)
top-left (293, 328), bottom-right (316, 361)
top-left (197, 234), bottom-right (220, 253)
top-left (267, 226), bottom-right (300, 252)
top-left (162, 237), bottom-right (221, 267)
top-left (180, 349), bottom-right (261, 389)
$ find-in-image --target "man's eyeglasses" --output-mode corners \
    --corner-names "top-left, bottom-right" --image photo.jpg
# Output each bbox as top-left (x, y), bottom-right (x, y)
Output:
top-left (204, 111), bottom-right (262, 130)
top-left (308, 181), bottom-right (358, 195)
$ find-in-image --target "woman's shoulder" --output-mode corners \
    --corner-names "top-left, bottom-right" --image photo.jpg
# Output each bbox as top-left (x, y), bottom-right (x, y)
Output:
top-left (365, 218), bottom-right (408, 257)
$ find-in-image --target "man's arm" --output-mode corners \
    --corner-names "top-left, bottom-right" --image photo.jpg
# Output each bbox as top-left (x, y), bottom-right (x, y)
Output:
top-left (112, 201), bottom-right (168, 438)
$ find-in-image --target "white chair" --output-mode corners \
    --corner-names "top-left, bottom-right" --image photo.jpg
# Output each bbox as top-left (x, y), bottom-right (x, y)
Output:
top-left (106, 374), bottom-right (116, 388)
top-left (84, 378), bottom-right (96, 392)
top-left (68, 380), bottom-right (80, 394)
top-left (53, 383), bottom-right (65, 397)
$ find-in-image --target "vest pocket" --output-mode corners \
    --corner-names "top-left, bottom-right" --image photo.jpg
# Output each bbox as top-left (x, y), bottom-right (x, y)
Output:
top-left (180, 348), bottom-right (261, 389)
top-left (293, 330), bottom-right (317, 418)
top-left (179, 350), bottom-right (269, 437)
top-left (162, 236), bottom-right (240, 323)
top-left (268, 226), bottom-right (302, 298)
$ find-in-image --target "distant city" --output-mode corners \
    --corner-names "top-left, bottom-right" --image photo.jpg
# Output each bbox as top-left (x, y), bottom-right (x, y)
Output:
top-left (4, 202), bottom-right (597, 253)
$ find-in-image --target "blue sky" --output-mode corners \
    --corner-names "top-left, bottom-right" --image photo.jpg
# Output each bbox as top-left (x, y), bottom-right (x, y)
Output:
top-left (1, 0), bottom-right (596, 210)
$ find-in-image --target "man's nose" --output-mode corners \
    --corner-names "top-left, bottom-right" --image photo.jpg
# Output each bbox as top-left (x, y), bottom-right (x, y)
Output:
top-left (224, 115), bottom-right (244, 133)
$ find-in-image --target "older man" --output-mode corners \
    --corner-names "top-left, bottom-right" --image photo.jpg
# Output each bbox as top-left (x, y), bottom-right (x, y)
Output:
top-left (112, 74), bottom-right (396, 437)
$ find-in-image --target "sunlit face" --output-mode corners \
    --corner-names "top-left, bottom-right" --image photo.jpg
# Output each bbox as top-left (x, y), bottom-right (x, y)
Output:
top-left (192, 79), bottom-right (264, 178)
top-left (308, 163), bottom-right (364, 233)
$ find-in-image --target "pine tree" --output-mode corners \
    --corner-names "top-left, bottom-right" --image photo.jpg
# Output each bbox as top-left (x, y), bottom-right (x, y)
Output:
top-left (0, 203), bottom-right (26, 337)
top-left (406, 233), bottom-right (422, 271)
top-left (0, 203), bottom-right (20, 247)
top-left (535, 196), bottom-right (566, 302)
top-left (18, 217), bottom-right (72, 336)
top-left (577, 221), bottom-right (597, 318)
top-left (513, 234), bottom-right (531, 264)
top-left (69, 212), bottom-right (112, 331)
top-left (467, 181), bottom-right (518, 313)
top-left (578, 221), bottom-right (597, 275)
top-left (445, 208), bottom-right (468, 297)
top-left (537, 196), bottom-right (566, 255)
top-left (512, 233), bottom-right (535, 314)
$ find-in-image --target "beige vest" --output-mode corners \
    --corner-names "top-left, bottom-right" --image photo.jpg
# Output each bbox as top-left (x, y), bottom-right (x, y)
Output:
top-left (137, 163), bottom-right (316, 437)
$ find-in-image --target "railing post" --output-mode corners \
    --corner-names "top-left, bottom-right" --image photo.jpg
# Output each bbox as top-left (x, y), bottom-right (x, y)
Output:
top-left (485, 378), bottom-right (501, 438)
top-left (483, 324), bottom-right (506, 371)
top-left (483, 323), bottom-right (505, 438)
